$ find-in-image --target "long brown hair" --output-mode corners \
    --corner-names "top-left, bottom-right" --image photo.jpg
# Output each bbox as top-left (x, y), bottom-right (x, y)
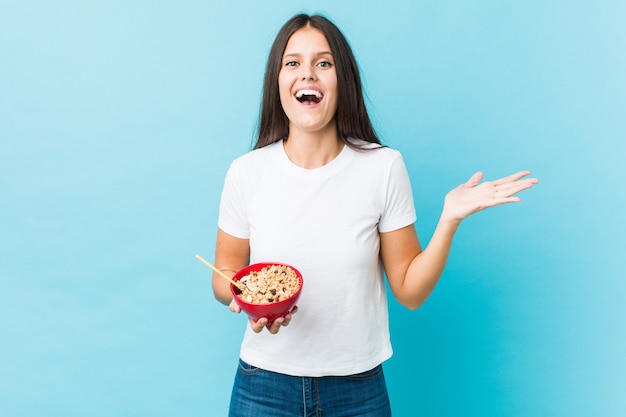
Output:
top-left (254, 14), bottom-right (381, 149)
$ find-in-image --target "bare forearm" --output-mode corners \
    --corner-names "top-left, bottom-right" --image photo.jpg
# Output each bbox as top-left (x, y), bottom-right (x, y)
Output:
top-left (400, 215), bottom-right (460, 309)
top-left (212, 229), bottom-right (250, 306)
top-left (384, 170), bottom-right (537, 310)
top-left (212, 267), bottom-right (238, 306)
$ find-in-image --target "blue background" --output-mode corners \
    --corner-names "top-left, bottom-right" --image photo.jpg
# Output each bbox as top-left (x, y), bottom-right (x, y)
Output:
top-left (1, 1), bottom-right (624, 416)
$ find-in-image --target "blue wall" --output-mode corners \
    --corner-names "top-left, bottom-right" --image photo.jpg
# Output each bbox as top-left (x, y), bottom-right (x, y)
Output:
top-left (1, 1), bottom-right (624, 416)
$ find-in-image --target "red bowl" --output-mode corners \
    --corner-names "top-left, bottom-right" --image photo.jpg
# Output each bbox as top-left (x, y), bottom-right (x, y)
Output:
top-left (230, 262), bottom-right (303, 324)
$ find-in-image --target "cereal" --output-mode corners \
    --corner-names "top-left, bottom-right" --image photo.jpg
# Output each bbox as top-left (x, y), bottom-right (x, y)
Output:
top-left (236, 265), bottom-right (300, 304)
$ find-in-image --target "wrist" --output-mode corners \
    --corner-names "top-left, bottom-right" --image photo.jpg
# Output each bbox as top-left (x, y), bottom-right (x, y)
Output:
top-left (439, 211), bottom-right (462, 230)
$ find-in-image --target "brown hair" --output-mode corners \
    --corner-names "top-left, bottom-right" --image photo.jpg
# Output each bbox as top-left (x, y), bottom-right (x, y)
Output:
top-left (254, 14), bottom-right (381, 149)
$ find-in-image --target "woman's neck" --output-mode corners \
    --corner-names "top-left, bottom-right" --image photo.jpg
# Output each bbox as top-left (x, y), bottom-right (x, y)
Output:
top-left (283, 126), bottom-right (343, 170)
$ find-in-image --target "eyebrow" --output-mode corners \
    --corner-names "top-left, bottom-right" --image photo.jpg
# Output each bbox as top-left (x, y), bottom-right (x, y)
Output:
top-left (282, 51), bottom-right (333, 59)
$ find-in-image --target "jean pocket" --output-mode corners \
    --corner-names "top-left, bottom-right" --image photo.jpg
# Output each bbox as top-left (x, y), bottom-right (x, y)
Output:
top-left (238, 359), bottom-right (262, 376)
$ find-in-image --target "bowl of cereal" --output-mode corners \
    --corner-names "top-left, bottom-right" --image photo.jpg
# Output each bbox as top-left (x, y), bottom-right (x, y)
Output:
top-left (230, 262), bottom-right (303, 324)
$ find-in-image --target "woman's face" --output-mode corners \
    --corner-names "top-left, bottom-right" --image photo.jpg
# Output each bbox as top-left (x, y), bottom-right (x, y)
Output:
top-left (278, 26), bottom-right (338, 136)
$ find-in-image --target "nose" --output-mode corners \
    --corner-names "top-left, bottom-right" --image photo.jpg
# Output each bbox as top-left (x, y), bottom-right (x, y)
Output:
top-left (300, 65), bottom-right (316, 81)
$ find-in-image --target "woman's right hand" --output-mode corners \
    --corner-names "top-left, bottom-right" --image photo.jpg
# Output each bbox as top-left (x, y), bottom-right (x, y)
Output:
top-left (229, 298), bottom-right (242, 314)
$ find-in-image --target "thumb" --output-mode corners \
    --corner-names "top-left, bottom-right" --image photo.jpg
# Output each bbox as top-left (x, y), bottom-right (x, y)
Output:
top-left (465, 171), bottom-right (484, 188)
top-left (229, 299), bottom-right (242, 313)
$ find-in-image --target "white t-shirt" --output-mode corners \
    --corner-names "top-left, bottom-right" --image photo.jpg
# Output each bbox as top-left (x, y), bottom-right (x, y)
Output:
top-left (218, 139), bottom-right (416, 376)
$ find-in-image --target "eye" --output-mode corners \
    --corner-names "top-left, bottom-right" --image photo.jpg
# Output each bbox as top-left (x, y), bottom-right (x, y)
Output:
top-left (317, 61), bottom-right (333, 68)
top-left (284, 61), bottom-right (299, 67)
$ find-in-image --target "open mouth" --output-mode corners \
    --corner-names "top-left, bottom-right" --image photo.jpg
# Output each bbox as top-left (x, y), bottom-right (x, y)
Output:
top-left (295, 89), bottom-right (323, 105)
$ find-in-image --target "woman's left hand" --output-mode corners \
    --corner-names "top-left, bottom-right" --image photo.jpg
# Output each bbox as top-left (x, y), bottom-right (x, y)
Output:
top-left (250, 306), bottom-right (298, 335)
top-left (442, 170), bottom-right (539, 223)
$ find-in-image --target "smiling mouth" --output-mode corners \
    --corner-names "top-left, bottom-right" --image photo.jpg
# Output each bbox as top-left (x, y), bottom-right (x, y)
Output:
top-left (295, 89), bottom-right (323, 104)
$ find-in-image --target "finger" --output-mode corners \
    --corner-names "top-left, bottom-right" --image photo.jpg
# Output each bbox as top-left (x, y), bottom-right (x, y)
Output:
top-left (283, 305), bottom-right (299, 325)
top-left (493, 170), bottom-right (533, 186)
top-left (495, 178), bottom-right (537, 197)
top-left (282, 313), bottom-right (293, 326)
top-left (491, 195), bottom-right (522, 205)
top-left (464, 171), bottom-right (484, 188)
top-left (251, 317), bottom-right (268, 333)
top-left (229, 300), bottom-right (242, 314)
top-left (480, 196), bottom-right (522, 210)
top-left (267, 317), bottom-right (285, 334)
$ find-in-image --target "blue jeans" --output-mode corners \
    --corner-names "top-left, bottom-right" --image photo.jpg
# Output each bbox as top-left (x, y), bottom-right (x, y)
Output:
top-left (229, 359), bottom-right (392, 417)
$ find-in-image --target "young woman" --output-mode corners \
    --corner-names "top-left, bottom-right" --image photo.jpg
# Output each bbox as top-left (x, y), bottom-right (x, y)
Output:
top-left (212, 13), bottom-right (538, 417)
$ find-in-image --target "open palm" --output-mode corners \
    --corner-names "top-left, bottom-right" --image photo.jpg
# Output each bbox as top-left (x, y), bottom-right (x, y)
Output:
top-left (443, 170), bottom-right (539, 222)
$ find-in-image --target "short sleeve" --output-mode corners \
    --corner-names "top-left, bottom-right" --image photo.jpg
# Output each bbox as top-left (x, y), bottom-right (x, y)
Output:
top-left (378, 152), bottom-right (417, 233)
top-left (217, 161), bottom-right (251, 239)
